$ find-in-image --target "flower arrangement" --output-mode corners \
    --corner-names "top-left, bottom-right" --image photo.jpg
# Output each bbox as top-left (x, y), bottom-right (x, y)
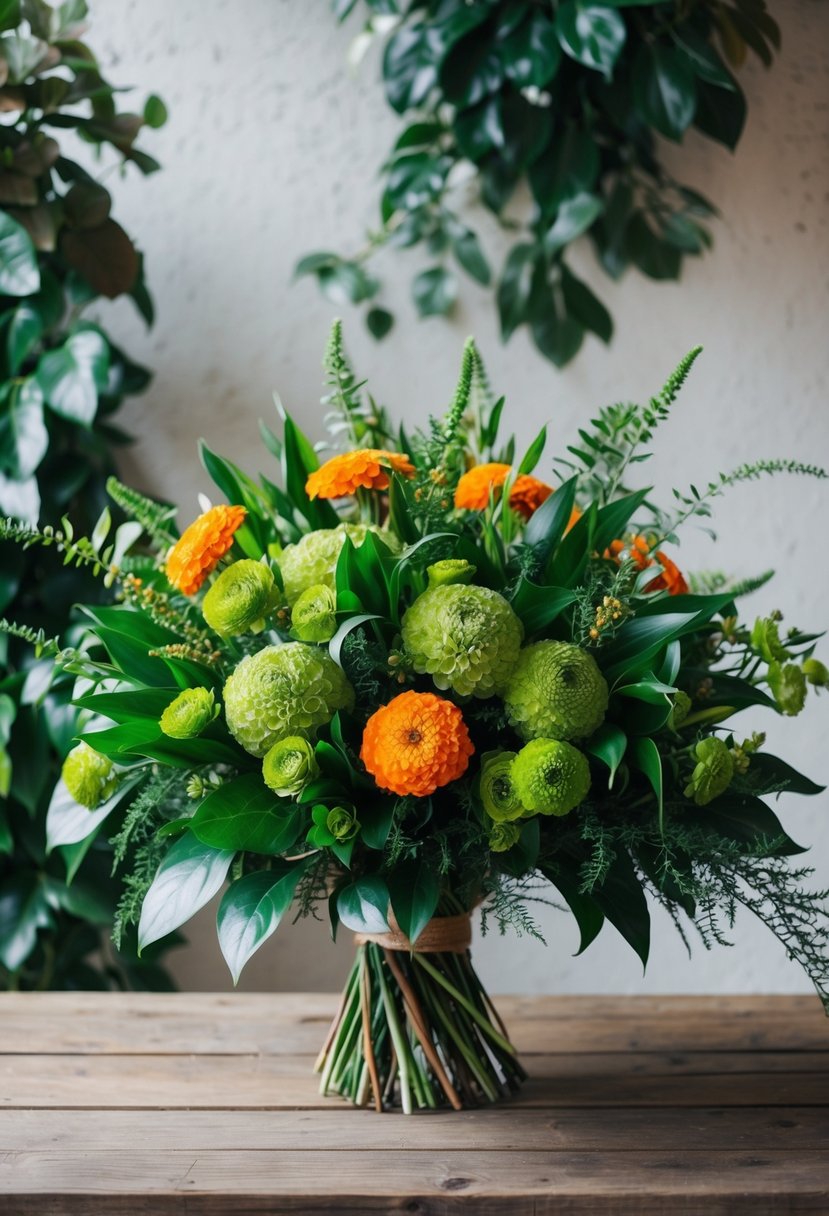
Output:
top-left (3, 322), bottom-right (827, 1113)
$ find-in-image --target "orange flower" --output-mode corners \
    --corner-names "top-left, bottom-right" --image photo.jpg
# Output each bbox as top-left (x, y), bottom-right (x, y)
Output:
top-left (360, 690), bottom-right (474, 797)
top-left (508, 474), bottom-right (553, 520)
top-left (648, 551), bottom-right (689, 597)
top-left (165, 504), bottom-right (246, 596)
top-left (605, 534), bottom-right (688, 596)
top-left (454, 462), bottom-right (511, 511)
top-left (605, 534), bottom-right (651, 571)
top-left (306, 449), bottom-right (415, 500)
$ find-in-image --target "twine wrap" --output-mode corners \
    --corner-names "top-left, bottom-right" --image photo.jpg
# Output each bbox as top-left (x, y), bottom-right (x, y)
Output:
top-left (355, 911), bottom-right (472, 954)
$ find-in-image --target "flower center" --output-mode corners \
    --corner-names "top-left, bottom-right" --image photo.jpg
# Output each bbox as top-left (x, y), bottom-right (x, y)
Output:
top-left (407, 728), bottom-right (422, 744)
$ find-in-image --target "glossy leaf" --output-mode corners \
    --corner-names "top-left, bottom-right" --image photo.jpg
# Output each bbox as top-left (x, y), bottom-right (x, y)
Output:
top-left (0, 871), bottom-right (53, 972)
top-left (0, 377), bottom-right (47, 480)
top-left (628, 736), bottom-right (663, 830)
top-left (509, 578), bottom-right (575, 635)
top-left (412, 265), bottom-right (457, 317)
top-left (540, 859), bottom-right (604, 955)
top-left (138, 832), bottom-right (234, 950)
top-left (591, 848), bottom-right (650, 968)
top-left (633, 45), bottom-right (697, 141)
top-left (37, 328), bottom-right (109, 426)
top-left (556, 2), bottom-right (626, 76)
top-left (584, 722), bottom-right (627, 787)
top-left (46, 774), bottom-right (141, 851)
top-left (191, 773), bottom-right (302, 855)
top-left (217, 861), bottom-right (308, 983)
top-left (337, 875), bottom-right (391, 934)
top-left (0, 212), bottom-right (39, 296)
top-left (387, 860), bottom-right (440, 946)
top-left (544, 192), bottom-right (604, 253)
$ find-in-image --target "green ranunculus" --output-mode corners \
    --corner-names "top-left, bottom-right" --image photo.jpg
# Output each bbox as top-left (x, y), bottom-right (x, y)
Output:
top-left (202, 559), bottom-right (277, 636)
top-left (160, 687), bottom-right (217, 739)
top-left (504, 641), bottom-right (608, 742)
top-left (488, 821), bottom-right (521, 853)
top-left (426, 559), bottom-right (476, 588)
top-left (262, 735), bottom-right (319, 796)
top-left (684, 736), bottom-right (734, 805)
top-left (768, 661), bottom-right (807, 717)
top-left (291, 583), bottom-right (337, 643)
top-left (62, 741), bottom-right (118, 810)
top-left (511, 738), bottom-right (591, 817)
top-left (479, 751), bottom-right (523, 822)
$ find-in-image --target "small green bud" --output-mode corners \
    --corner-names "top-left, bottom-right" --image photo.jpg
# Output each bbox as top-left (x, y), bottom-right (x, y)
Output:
top-left (160, 688), bottom-right (217, 739)
top-left (511, 738), bottom-right (591, 817)
top-left (488, 821), bottom-right (521, 853)
top-left (768, 661), bottom-right (807, 717)
top-left (479, 751), bottom-right (523, 822)
top-left (202, 559), bottom-right (277, 636)
top-left (262, 735), bottom-right (319, 796)
top-left (291, 584), bottom-right (337, 643)
top-left (326, 804), bottom-right (359, 842)
top-left (426, 559), bottom-right (476, 589)
top-left (803, 658), bottom-right (829, 688)
top-left (750, 616), bottom-right (790, 664)
top-left (62, 741), bottom-right (117, 809)
top-left (669, 690), bottom-right (692, 729)
top-left (684, 736), bottom-right (733, 806)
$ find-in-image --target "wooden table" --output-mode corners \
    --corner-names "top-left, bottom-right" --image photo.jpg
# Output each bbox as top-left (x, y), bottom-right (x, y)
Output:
top-left (0, 993), bottom-right (827, 1214)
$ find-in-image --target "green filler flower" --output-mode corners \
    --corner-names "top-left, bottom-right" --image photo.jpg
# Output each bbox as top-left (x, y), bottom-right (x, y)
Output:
top-left (504, 641), bottom-right (608, 741)
top-left (511, 738), bottom-right (591, 817)
top-left (684, 737), bottom-right (734, 805)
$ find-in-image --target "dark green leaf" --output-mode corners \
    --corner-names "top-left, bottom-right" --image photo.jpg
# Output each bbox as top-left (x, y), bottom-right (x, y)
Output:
top-left (452, 227), bottom-right (491, 285)
top-left (366, 306), bottom-right (394, 340)
top-left (531, 307), bottom-right (584, 368)
top-left (584, 722), bottom-right (627, 786)
top-left (561, 265), bottom-right (612, 342)
top-left (337, 876), bottom-right (390, 934)
top-left (524, 474), bottom-right (577, 551)
top-left (0, 871), bottom-right (53, 972)
top-left (540, 859), bottom-right (604, 955)
top-left (359, 797), bottom-right (396, 851)
top-left (688, 793), bottom-right (806, 857)
top-left (191, 773), bottom-right (302, 855)
top-left (497, 242), bottom-right (536, 340)
top-left (628, 735), bottom-right (663, 829)
top-left (412, 265), bottom-right (457, 317)
top-left (138, 832), bottom-right (234, 950)
top-left (37, 329), bottom-right (109, 425)
top-left (592, 848), bottom-right (650, 967)
top-left (509, 578), bottom-right (576, 635)
top-left (693, 76), bottom-right (746, 150)
top-left (502, 10), bottom-right (561, 88)
top-left (0, 377), bottom-right (47, 480)
top-left (625, 212), bottom-right (682, 280)
top-left (0, 212), bottom-right (39, 297)
top-left (556, 2), bottom-right (626, 76)
top-left (383, 24), bottom-right (442, 113)
top-left (544, 192), bottom-right (604, 252)
top-left (739, 754), bottom-right (825, 799)
top-left (217, 861), bottom-right (308, 983)
top-left (633, 45), bottom-right (697, 141)
top-left (388, 860), bottom-right (440, 945)
top-left (7, 303), bottom-right (42, 374)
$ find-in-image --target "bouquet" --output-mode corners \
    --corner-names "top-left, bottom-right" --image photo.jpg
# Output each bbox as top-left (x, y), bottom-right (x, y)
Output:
top-left (4, 323), bottom-right (827, 1114)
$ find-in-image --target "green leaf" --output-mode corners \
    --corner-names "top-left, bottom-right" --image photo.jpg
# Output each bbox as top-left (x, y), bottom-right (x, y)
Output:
top-left (366, 306), bottom-right (394, 340)
top-left (584, 722), bottom-right (627, 787)
top-left (0, 1), bottom-right (21, 33)
top-left (592, 848), bottom-right (650, 968)
top-left (672, 26), bottom-right (736, 90)
top-left (387, 860), bottom-right (440, 946)
top-left (738, 754), bottom-right (825, 799)
top-left (497, 242), bottom-right (536, 341)
top-left (191, 773), bottom-right (302, 855)
top-left (556, 2), bottom-right (626, 77)
top-left (601, 611), bottom-right (699, 684)
top-left (143, 94), bottom-right (167, 128)
top-left (0, 212), bottom-right (39, 297)
top-left (37, 329), bottom-right (109, 426)
top-left (279, 413), bottom-right (340, 531)
top-left (693, 76), bottom-right (746, 150)
top-left (0, 377), bottom-right (47, 480)
top-left (7, 303), bottom-right (42, 374)
top-left (359, 797), bottom-right (396, 851)
top-left (540, 859), bottom-right (604, 955)
top-left (329, 613), bottom-right (382, 669)
top-left (531, 307), bottom-right (584, 368)
top-left (93, 625), bottom-right (173, 688)
top-left (0, 871), bottom-right (53, 972)
top-left (509, 578), bottom-right (576, 635)
top-left (616, 677), bottom-right (677, 705)
top-left (452, 227), bottom-right (491, 285)
top-left (337, 876), bottom-right (390, 934)
top-left (561, 265), bottom-right (612, 343)
top-left (688, 793), bottom-right (806, 857)
top-left (625, 212), bottom-right (682, 281)
top-left (502, 10), bottom-right (561, 88)
top-left (138, 832), bottom-right (234, 950)
top-left (516, 424), bottom-right (547, 475)
top-left (318, 262), bottom-right (377, 306)
top-left (383, 24), bottom-right (441, 113)
top-left (524, 474), bottom-right (577, 551)
top-left (633, 45), bottom-right (697, 141)
top-left (46, 774), bottom-right (141, 851)
top-left (529, 127), bottom-right (599, 215)
top-left (544, 192), bottom-right (604, 253)
top-left (628, 736), bottom-right (664, 830)
top-left (412, 265), bottom-right (457, 317)
top-left (217, 861), bottom-right (308, 983)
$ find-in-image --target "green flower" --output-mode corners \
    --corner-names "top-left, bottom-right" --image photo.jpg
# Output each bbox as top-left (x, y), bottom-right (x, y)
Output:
top-left (262, 735), bottom-right (319, 796)
top-left (278, 523), bottom-right (401, 605)
top-left (202, 559), bottom-right (277, 636)
top-left (768, 661), bottom-right (807, 717)
top-left (504, 641), bottom-right (608, 741)
top-left (62, 741), bottom-right (118, 810)
top-left (223, 642), bottom-right (354, 757)
top-left (479, 751), bottom-right (523, 822)
top-left (511, 738), bottom-right (591, 817)
top-left (669, 689), bottom-right (692, 730)
top-left (684, 736), bottom-right (733, 805)
top-left (750, 616), bottom-right (790, 664)
top-left (159, 688), bottom-right (217, 739)
top-left (426, 559), bottom-right (476, 588)
top-left (291, 584), bottom-right (337, 643)
top-left (401, 583), bottom-right (523, 698)
top-left (488, 821), bottom-right (521, 853)
top-left (307, 802), bottom-right (359, 846)
top-left (803, 658), bottom-right (829, 689)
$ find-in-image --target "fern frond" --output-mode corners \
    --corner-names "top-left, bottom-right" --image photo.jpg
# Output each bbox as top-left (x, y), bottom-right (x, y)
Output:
top-left (106, 477), bottom-right (177, 549)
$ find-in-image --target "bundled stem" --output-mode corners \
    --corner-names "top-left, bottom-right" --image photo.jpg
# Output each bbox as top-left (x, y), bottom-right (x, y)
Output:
top-left (316, 943), bottom-right (525, 1112)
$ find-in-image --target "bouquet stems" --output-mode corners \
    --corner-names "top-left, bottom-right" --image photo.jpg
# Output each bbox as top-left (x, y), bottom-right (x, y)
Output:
top-left (315, 943), bottom-right (525, 1112)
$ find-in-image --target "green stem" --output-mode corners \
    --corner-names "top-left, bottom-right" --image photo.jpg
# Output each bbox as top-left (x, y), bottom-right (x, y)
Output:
top-left (414, 954), bottom-right (517, 1056)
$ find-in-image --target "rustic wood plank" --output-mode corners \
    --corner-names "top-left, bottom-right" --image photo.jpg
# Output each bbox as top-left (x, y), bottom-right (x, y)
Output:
top-left (2, 1149), bottom-right (828, 1215)
top-left (0, 992), bottom-right (825, 1055)
top-left (3, 1051), bottom-right (828, 1108)
top-left (2, 1106), bottom-right (827, 1153)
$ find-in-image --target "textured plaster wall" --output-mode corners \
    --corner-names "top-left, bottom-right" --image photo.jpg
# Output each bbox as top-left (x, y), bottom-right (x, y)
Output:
top-left (96, 0), bottom-right (828, 995)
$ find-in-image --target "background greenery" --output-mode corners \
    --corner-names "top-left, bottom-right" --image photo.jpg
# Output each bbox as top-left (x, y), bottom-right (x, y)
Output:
top-left (0, 0), bottom-right (174, 989)
top-left (299, 0), bottom-right (780, 366)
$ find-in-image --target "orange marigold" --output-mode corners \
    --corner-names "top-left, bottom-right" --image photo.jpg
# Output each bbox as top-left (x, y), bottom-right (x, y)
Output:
top-left (360, 690), bottom-right (474, 797)
top-left (165, 504), bottom-right (247, 596)
top-left (454, 462), bottom-right (511, 511)
top-left (306, 449), bottom-right (415, 500)
top-left (508, 474), bottom-right (553, 519)
top-left (648, 551), bottom-right (689, 597)
top-left (605, 534), bottom-right (688, 596)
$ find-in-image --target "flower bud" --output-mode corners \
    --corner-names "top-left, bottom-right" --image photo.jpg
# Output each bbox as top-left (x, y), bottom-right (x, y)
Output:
top-left (202, 559), bottom-right (277, 636)
top-left (62, 741), bottom-right (117, 809)
top-left (511, 738), bottom-right (591, 817)
top-left (291, 584), bottom-right (337, 643)
top-left (479, 751), bottom-right (523, 822)
top-left (326, 804), bottom-right (359, 842)
top-left (750, 616), bottom-right (789, 664)
top-left (802, 658), bottom-right (829, 688)
top-left (426, 559), bottom-right (476, 589)
top-left (768, 662), bottom-right (807, 717)
top-left (160, 688), bottom-right (217, 739)
top-left (488, 821), bottom-right (522, 853)
top-left (262, 735), bottom-right (319, 796)
top-left (684, 737), bottom-right (733, 806)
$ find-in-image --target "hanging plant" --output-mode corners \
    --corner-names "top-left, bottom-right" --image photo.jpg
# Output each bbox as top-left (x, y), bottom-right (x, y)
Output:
top-left (298, 0), bottom-right (780, 366)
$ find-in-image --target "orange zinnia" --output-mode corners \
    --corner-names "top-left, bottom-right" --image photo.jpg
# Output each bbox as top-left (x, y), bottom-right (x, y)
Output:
top-left (306, 449), bottom-right (415, 500)
top-left (508, 474), bottom-right (553, 520)
top-left (360, 690), bottom-right (474, 797)
top-left (454, 462), bottom-right (511, 511)
top-left (165, 504), bottom-right (247, 596)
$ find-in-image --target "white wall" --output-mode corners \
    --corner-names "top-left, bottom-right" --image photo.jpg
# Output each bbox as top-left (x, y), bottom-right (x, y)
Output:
top-left (97, 0), bottom-right (829, 996)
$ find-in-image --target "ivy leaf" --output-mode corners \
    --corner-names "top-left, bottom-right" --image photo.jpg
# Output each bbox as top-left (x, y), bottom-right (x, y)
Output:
top-left (556, 3), bottom-right (626, 77)
top-left (217, 862), bottom-right (308, 984)
top-left (37, 328), bottom-right (109, 426)
top-left (412, 265), bottom-right (457, 317)
top-left (0, 211), bottom-right (39, 296)
top-left (138, 832), bottom-right (235, 951)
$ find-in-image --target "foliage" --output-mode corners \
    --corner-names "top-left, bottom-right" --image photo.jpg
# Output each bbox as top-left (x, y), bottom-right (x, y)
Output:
top-left (0, 0), bottom-right (173, 990)
top-left (298, 0), bottom-right (780, 367)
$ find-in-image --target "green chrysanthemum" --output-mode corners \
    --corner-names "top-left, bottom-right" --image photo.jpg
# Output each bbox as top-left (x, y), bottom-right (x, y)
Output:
top-left (160, 688), bottom-right (217, 739)
top-left (479, 751), bottom-right (523, 822)
top-left (223, 642), bottom-right (354, 757)
top-left (401, 584), bottom-right (523, 698)
top-left (278, 523), bottom-right (401, 605)
top-left (768, 662), bottom-right (807, 717)
top-left (504, 641), bottom-right (608, 741)
top-left (511, 738), bottom-right (591, 817)
top-left (262, 735), bottom-right (319, 796)
top-left (684, 736), bottom-right (733, 805)
top-left (488, 821), bottom-right (521, 853)
top-left (291, 584), bottom-right (337, 643)
top-left (62, 741), bottom-right (118, 810)
top-left (202, 559), bottom-right (276, 636)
